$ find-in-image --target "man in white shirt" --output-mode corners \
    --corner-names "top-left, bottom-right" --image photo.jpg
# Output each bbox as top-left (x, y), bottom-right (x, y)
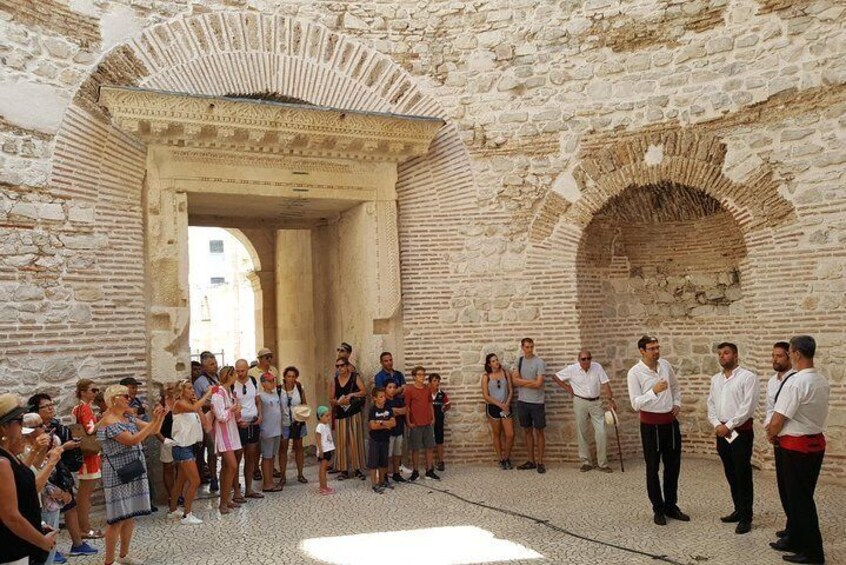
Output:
top-left (766, 335), bottom-right (829, 565)
top-left (554, 350), bottom-right (617, 472)
top-left (233, 358), bottom-right (263, 500)
top-left (764, 341), bottom-right (795, 544)
top-left (627, 335), bottom-right (688, 526)
top-left (706, 342), bottom-right (759, 534)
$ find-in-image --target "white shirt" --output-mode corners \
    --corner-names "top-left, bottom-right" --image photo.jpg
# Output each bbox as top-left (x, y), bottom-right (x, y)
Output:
top-left (763, 370), bottom-right (796, 426)
top-left (627, 359), bottom-right (681, 413)
top-left (706, 366), bottom-right (759, 430)
top-left (774, 368), bottom-right (829, 437)
top-left (315, 422), bottom-right (335, 452)
top-left (556, 361), bottom-right (609, 399)
top-left (232, 377), bottom-right (259, 420)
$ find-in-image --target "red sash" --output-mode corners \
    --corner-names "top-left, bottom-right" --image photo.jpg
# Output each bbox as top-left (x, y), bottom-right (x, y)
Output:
top-left (640, 411), bottom-right (675, 425)
top-left (778, 434), bottom-right (826, 453)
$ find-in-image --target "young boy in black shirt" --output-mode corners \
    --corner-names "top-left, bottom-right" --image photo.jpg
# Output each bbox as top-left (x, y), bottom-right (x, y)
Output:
top-left (367, 387), bottom-right (395, 493)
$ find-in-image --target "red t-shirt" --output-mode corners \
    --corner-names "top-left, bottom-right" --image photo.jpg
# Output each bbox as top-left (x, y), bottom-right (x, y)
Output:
top-left (405, 384), bottom-right (433, 426)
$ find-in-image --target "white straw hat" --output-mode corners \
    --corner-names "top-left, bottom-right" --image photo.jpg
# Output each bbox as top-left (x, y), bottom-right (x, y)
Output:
top-left (604, 408), bottom-right (618, 427)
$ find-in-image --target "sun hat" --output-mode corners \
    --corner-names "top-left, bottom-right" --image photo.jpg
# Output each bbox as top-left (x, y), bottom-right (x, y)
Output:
top-left (0, 393), bottom-right (28, 426)
top-left (292, 405), bottom-right (311, 422)
top-left (604, 407), bottom-right (619, 427)
top-left (257, 348), bottom-right (273, 358)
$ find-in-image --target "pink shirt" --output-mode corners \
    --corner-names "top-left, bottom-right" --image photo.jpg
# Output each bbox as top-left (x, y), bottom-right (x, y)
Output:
top-left (211, 386), bottom-right (242, 454)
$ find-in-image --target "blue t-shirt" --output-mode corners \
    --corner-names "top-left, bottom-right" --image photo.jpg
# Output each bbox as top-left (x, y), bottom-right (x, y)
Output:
top-left (387, 396), bottom-right (405, 436)
top-left (374, 369), bottom-right (406, 390)
top-left (369, 404), bottom-right (394, 442)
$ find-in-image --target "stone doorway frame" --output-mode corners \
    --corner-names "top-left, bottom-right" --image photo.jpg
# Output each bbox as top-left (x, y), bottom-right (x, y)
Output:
top-left (98, 86), bottom-right (443, 397)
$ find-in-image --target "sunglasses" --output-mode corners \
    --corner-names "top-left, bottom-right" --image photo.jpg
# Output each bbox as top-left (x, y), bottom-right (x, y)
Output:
top-left (262, 354), bottom-right (273, 359)
top-left (10, 416), bottom-right (24, 424)
top-left (579, 357), bottom-right (591, 361)
top-left (496, 380), bottom-right (502, 389)
top-left (335, 363), bottom-right (346, 368)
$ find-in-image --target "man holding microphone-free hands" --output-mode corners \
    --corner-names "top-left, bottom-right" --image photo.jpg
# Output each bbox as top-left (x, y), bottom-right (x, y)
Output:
top-left (627, 335), bottom-right (688, 526)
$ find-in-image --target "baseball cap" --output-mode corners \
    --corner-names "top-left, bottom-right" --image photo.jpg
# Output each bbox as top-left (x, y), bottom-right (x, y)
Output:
top-left (316, 405), bottom-right (329, 418)
top-left (337, 342), bottom-right (352, 354)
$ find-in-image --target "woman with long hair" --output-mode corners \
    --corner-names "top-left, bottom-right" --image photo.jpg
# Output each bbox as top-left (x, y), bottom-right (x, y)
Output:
top-left (211, 366), bottom-right (243, 514)
top-left (97, 385), bottom-right (165, 565)
top-left (329, 357), bottom-right (367, 480)
top-left (167, 380), bottom-right (212, 524)
top-left (0, 394), bottom-right (58, 565)
top-left (279, 366), bottom-right (308, 485)
top-left (481, 353), bottom-right (515, 469)
top-left (71, 379), bottom-right (102, 540)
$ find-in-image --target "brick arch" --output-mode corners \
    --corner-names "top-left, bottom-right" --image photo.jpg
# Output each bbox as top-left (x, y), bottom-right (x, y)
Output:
top-left (563, 130), bottom-right (795, 235)
top-left (47, 11), bottom-right (476, 385)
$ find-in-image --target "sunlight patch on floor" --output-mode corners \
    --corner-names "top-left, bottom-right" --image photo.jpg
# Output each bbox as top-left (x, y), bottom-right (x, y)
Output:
top-left (300, 525), bottom-right (544, 565)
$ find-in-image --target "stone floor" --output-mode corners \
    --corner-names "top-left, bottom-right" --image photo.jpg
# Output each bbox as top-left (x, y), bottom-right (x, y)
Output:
top-left (66, 457), bottom-right (844, 565)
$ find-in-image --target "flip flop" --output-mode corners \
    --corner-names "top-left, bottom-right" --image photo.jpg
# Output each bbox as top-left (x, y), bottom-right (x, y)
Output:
top-left (219, 507), bottom-right (231, 515)
top-left (232, 496), bottom-right (247, 503)
top-left (262, 486), bottom-right (283, 493)
top-left (246, 492), bottom-right (265, 499)
top-left (297, 476), bottom-right (308, 484)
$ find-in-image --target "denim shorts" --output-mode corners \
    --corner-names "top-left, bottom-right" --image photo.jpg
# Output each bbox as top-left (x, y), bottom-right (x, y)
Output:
top-left (172, 445), bottom-right (195, 462)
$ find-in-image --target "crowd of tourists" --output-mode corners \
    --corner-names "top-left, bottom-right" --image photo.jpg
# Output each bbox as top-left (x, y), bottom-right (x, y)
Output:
top-left (0, 334), bottom-right (830, 565)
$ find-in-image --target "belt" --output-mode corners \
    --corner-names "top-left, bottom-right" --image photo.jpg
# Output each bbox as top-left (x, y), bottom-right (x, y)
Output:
top-left (778, 433), bottom-right (826, 453)
top-left (573, 394), bottom-right (600, 401)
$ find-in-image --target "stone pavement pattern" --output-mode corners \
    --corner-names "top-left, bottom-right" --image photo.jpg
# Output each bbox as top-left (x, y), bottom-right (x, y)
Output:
top-left (68, 459), bottom-right (844, 565)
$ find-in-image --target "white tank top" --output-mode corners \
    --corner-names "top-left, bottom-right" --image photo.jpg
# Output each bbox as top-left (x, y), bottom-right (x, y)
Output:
top-left (172, 412), bottom-right (203, 447)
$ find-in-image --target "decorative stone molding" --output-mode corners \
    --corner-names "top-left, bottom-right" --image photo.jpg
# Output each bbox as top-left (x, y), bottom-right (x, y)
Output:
top-left (99, 86), bottom-right (444, 163)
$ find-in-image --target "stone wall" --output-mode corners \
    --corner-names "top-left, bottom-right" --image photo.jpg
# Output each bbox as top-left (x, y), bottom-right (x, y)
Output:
top-left (0, 0), bottom-right (844, 479)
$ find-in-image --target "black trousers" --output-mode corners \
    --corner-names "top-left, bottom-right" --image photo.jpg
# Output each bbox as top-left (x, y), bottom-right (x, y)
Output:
top-left (640, 420), bottom-right (681, 513)
top-left (782, 448), bottom-right (825, 561)
top-left (716, 429), bottom-right (753, 521)
top-left (774, 446), bottom-right (791, 534)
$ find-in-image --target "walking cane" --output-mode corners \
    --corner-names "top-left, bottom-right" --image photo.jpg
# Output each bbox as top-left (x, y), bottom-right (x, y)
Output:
top-left (605, 408), bottom-right (624, 472)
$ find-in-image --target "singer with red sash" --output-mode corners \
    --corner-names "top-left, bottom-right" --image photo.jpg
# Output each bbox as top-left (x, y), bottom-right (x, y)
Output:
top-left (706, 342), bottom-right (759, 534)
top-left (766, 335), bottom-right (829, 565)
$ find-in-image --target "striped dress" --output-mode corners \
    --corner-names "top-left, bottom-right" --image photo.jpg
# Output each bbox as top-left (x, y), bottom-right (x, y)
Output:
top-left (211, 386), bottom-right (242, 454)
top-left (98, 417), bottom-right (151, 524)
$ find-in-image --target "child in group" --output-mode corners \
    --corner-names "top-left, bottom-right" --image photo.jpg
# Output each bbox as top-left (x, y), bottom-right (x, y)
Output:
top-left (315, 405), bottom-right (335, 495)
top-left (257, 373), bottom-right (283, 492)
top-left (367, 387), bottom-right (395, 493)
top-left (405, 366), bottom-right (439, 481)
top-left (429, 373), bottom-right (450, 471)
top-left (385, 380), bottom-right (407, 483)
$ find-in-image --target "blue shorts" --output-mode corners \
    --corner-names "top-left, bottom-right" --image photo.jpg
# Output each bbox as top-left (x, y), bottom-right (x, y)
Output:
top-left (282, 423), bottom-right (307, 440)
top-left (172, 445), bottom-right (195, 462)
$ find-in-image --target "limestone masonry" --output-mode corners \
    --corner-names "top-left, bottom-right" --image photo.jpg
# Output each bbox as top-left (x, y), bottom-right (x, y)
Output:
top-left (0, 0), bottom-right (844, 480)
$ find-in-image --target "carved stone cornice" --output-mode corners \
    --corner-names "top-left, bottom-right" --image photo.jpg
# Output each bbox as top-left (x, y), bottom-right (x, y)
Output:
top-left (98, 86), bottom-right (445, 162)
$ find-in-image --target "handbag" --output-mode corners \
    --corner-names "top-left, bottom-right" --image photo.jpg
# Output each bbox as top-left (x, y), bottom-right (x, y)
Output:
top-left (69, 423), bottom-right (102, 455)
top-left (103, 446), bottom-right (146, 484)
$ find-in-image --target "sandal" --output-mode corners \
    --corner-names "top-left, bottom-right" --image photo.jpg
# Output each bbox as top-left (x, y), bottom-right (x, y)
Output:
top-left (232, 496), bottom-right (247, 503)
top-left (82, 529), bottom-right (104, 539)
top-left (262, 486), bottom-right (283, 493)
top-left (246, 492), bottom-right (265, 499)
top-left (297, 475), bottom-right (308, 484)
top-left (228, 502), bottom-right (241, 509)
top-left (219, 507), bottom-right (231, 515)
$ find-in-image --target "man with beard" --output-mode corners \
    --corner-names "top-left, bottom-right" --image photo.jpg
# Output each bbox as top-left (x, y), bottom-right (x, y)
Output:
top-left (706, 342), bottom-right (759, 534)
top-left (764, 342), bottom-right (796, 545)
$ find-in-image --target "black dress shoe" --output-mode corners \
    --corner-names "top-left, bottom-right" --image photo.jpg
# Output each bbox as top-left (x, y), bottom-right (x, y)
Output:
top-left (777, 529), bottom-right (789, 539)
top-left (771, 539), bottom-right (797, 552)
top-left (782, 553), bottom-right (825, 564)
top-left (665, 507), bottom-right (690, 521)
top-left (653, 513), bottom-right (667, 526)
top-left (721, 511), bottom-right (740, 523)
top-left (735, 521), bottom-right (751, 534)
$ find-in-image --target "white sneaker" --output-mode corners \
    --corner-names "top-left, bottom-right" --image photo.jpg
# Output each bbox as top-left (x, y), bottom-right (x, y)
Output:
top-left (166, 510), bottom-right (181, 519)
top-left (400, 465), bottom-right (412, 474)
top-left (117, 556), bottom-right (145, 565)
top-left (180, 512), bottom-right (203, 525)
